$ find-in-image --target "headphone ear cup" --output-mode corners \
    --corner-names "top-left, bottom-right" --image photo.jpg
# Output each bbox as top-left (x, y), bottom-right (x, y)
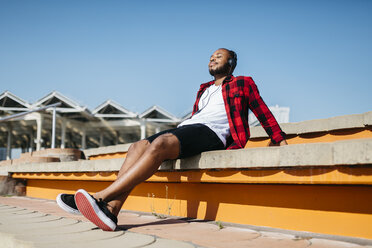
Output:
top-left (228, 58), bottom-right (236, 69)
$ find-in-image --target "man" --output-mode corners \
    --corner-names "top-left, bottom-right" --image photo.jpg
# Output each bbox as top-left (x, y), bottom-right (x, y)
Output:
top-left (56, 48), bottom-right (287, 231)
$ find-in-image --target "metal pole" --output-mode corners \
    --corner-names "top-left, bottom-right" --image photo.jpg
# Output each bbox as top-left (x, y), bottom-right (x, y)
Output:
top-left (51, 107), bottom-right (56, 149)
top-left (36, 115), bottom-right (43, 151)
top-left (61, 119), bottom-right (66, 149)
top-left (0, 102), bottom-right (62, 122)
top-left (6, 124), bottom-right (12, 160)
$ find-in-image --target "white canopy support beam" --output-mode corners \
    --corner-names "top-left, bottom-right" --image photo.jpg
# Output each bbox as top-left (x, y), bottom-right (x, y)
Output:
top-left (29, 128), bottom-right (34, 152)
top-left (99, 129), bottom-right (104, 147)
top-left (115, 131), bottom-right (119, 145)
top-left (81, 128), bottom-right (86, 149)
top-left (51, 106), bottom-right (57, 149)
top-left (140, 119), bottom-right (146, 140)
top-left (60, 119), bottom-right (66, 149)
top-left (6, 124), bottom-right (12, 160)
top-left (35, 114), bottom-right (43, 151)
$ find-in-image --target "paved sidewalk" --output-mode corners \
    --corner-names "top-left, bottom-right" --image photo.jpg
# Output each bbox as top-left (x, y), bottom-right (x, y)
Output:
top-left (0, 196), bottom-right (371, 248)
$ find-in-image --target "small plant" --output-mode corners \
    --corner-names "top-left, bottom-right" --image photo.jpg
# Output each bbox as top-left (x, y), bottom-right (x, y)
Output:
top-left (165, 185), bottom-right (174, 216)
top-left (147, 187), bottom-right (174, 219)
top-left (216, 220), bottom-right (224, 229)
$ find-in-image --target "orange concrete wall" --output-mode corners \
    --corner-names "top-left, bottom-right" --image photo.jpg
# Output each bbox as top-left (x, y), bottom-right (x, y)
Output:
top-left (25, 178), bottom-right (372, 239)
top-left (89, 152), bottom-right (127, 160)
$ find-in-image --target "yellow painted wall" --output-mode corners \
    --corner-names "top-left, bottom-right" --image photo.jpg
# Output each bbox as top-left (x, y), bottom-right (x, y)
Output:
top-left (25, 179), bottom-right (372, 239)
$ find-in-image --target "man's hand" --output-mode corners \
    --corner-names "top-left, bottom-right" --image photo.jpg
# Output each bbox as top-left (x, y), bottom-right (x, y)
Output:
top-left (269, 139), bottom-right (288, 146)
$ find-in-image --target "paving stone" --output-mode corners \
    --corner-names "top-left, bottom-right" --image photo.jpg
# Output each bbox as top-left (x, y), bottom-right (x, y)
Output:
top-left (16, 221), bottom-right (96, 236)
top-left (192, 226), bottom-right (260, 248)
top-left (0, 211), bottom-right (46, 219)
top-left (0, 207), bottom-right (27, 213)
top-left (116, 212), bottom-right (154, 227)
top-left (145, 237), bottom-right (196, 248)
top-left (21, 229), bottom-right (125, 245)
top-left (0, 232), bottom-right (35, 248)
top-left (239, 231), bottom-right (310, 248)
top-left (0, 196), bottom-right (370, 248)
top-left (0, 204), bottom-right (15, 209)
top-left (6, 210), bottom-right (40, 215)
top-left (0, 218), bottom-right (79, 232)
top-left (39, 231), bottom-right (155, 248)
top-left (308, 238), bottom-right (364, 248)
top-left (0, 214), bottom-right (61, 224)
top-left (119, 216), bottom-right (189, 232)
top-left (132, 221), bottom-right (245, 248)
top-left (0, 209), bottom-right (36, 215)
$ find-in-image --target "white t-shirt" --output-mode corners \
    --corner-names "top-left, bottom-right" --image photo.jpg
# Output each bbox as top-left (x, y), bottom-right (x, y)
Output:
top-left (178, 84), bottom-right (230, 146)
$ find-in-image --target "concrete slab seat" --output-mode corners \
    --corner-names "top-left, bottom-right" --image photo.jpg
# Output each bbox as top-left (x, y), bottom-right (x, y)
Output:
top-left (0, 148), bottom-right (82, 167)
top-left (1, 138), bottom-right (371, 173)
top-left (1, 138), bottom-right (372, 240)
top-left (82, 111), bottom-right (372, 160)
top-left (247, 111), bottom-right (372, 148)
top-left (25, 148), bottom-right (82, 162)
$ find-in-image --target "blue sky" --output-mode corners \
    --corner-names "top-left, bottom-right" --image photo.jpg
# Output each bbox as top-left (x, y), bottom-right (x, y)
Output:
top-left (0, 0), bottom-right (371, 122)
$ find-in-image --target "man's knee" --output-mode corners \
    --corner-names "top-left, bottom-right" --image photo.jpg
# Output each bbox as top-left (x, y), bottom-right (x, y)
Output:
top-left (149, 134), bottom-right (179, 154)
top-left (129, 139), bottom-right (150, 152)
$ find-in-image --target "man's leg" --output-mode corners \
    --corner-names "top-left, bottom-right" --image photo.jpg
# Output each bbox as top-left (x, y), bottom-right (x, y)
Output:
top-left (94, 139), bottom-right (150, 216)
top-left (93, 133), bottom-right (180, 216)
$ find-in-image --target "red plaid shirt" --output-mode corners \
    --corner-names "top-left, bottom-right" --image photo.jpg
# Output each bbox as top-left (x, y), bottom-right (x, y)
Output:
top-left (192, 75), bottom-right (286, 149)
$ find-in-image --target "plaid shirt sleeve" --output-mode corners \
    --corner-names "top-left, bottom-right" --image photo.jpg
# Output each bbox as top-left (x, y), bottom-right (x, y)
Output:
top-left (246, 77), bottom-right (286, 144)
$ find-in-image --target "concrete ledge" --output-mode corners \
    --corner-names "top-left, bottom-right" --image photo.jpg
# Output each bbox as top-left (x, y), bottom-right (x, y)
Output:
top-left (0, 158), bottom-right (124, 174)
top-left (1, 138), bottom-right (371, 175)
top-left (364, 111), bottom-right (372, 126)
top-left (333, 139), bottom-right (372, 165)
top-left (250, 111), bottom-right (371, 138)
top-left (79, 111), bottom-right (372, 157)
top-left (163, 147), bottom-right (281, 170)
top-left (83, 143), bottom-right (132, 158)
top-left (280, 143), bottom-right (333, 167)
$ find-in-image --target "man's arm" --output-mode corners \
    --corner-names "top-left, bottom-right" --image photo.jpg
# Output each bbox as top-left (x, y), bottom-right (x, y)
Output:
top-left (246, 78), bottom-right (287, 145)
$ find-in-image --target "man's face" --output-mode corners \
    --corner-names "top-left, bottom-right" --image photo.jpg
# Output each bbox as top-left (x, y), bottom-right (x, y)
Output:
top-left (208, 49), bottom-right (230, 76)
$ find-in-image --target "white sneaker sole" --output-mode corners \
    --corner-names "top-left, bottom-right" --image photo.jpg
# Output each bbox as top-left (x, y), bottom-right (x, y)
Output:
top-left (56, 194), bottom-right (80, 215)
top-left (75, 189), bottom-right (116, 231)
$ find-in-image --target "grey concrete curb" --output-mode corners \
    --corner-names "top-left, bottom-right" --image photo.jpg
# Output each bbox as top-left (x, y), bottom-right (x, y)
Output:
top-left (1, 138), bottom-right (371, 176)
top-left (250, 111), bottom-right (372, 138)
top-left (83, 143), bottom-right (132, 158)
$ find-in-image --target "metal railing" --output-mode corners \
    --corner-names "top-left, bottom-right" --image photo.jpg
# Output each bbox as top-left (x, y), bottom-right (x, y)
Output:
top-left (0, 102), bottom-right (62, 149)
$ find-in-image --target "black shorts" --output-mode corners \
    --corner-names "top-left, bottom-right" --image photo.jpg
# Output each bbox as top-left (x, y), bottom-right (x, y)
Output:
top-left (146, 124), bottom-right (225, 159)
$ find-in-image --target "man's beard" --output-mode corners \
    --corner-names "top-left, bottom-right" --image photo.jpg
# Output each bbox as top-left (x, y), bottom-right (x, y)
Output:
top-left (209, 62), bottom-right (230, 76)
